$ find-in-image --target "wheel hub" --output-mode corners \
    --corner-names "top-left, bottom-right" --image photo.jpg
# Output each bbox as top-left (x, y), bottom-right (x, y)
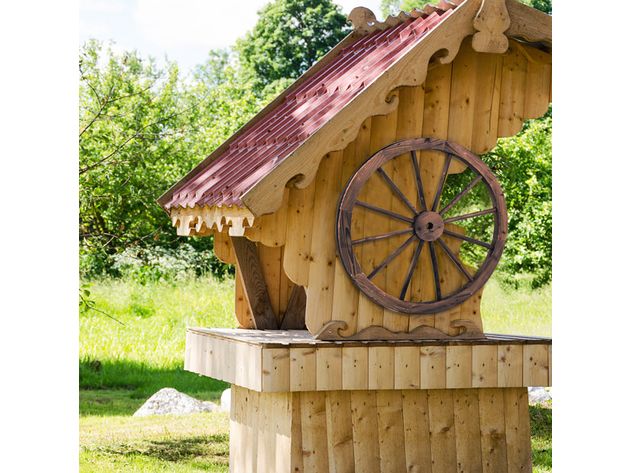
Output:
top-left (413, 211), bottom-right (444, 241)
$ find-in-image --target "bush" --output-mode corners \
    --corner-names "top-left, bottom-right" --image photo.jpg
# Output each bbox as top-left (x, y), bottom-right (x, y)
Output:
top-left (80, 241), bottom-right (234, 281)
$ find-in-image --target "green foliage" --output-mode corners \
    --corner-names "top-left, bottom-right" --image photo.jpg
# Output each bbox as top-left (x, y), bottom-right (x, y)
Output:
top-left (486, 107), bottom-right (552, 288)
top-left (381, 0), bottom-right (552, 17)
top-left (234, 0), bottom-right (351, 92)
top-left (79, 41), bottom-right (262, 279)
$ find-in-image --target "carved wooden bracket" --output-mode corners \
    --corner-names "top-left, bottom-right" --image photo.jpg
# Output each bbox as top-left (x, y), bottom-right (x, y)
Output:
top-left (231, 236), bottom-right (278, 330)
top-left (472, 0), bottom-right (511, 53)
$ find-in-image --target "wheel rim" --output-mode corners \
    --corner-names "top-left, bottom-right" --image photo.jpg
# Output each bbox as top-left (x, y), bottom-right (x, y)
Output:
top-left (336, 138), bottom-right (508, 315)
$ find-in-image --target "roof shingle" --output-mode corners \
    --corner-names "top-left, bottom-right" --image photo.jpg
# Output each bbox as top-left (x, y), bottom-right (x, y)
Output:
top-left (163, 7), bottom-right (456, 210)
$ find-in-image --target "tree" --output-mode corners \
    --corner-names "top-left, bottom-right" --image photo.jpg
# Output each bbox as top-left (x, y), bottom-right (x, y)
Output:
top-left (234, 0), bottom-right (351, 93)
top-left (79, 40), bottom-right (262, 277)
top-left (381, 0), bottom-right (551, 18)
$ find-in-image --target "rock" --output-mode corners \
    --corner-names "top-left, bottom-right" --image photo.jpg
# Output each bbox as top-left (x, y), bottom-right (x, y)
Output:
top-left (133, 388), bottom-right (214, 417)
top-left (221, 388), bottom-right (231, 412)
top-left (528, 386), bottom-right (551, 403)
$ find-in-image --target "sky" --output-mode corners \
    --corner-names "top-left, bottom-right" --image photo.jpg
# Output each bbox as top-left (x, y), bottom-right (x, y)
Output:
top-left (79, 0), bottom-right (385, 75)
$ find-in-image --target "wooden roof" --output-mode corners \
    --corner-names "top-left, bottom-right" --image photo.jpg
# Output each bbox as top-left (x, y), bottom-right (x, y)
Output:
top-left (159, 0), bottom-right (551, 221)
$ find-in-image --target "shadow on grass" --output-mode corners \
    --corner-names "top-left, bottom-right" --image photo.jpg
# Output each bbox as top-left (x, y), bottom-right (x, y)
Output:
top-left (80, 358), bottom-right (229, 416)
top-left (530, 403), bottom-right (552, 471)
top-left (99, 434), bottom-right (229, 463)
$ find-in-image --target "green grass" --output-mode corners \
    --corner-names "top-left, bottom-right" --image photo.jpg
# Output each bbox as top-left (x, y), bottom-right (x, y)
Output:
top-left (481, 274), bottom-right (552, 337)
top-left (80, 274), bottom-right (551, 471)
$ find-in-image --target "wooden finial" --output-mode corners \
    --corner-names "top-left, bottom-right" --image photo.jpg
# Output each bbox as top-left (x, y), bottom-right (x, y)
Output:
top-left (347, 6), bottom-right (377, 30)
top-left (472, 0), bottom-right (511, 53)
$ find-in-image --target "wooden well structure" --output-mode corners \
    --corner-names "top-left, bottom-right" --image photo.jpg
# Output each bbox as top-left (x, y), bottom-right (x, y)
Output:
top-left (159, 1), bottom-right (552, 471)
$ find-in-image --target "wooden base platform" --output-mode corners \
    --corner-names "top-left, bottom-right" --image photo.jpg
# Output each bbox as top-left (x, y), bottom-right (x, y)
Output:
top-left (184, 328), bottom-right (551, 472)
top-left (184, 328), bottom-right (551, 392)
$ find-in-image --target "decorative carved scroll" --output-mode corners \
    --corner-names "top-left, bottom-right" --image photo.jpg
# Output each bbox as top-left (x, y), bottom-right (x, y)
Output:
top-left (314, 319), bottom-right (486, 341)
top-left (472, 0), bottom-right (511, 53)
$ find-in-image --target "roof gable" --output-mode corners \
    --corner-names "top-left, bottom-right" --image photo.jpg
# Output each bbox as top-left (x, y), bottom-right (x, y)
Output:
top-left (159, 0), bottom-right (551, 219)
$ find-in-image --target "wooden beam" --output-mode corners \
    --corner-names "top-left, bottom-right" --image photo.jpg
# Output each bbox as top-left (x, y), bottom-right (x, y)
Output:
top-left (231, 236), bottom-right (278, 330)
top-left (280, 285), bottom-right (307, 330)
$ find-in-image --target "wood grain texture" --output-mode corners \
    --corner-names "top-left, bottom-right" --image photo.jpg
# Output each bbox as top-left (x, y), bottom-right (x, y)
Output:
top-left (231, 236), bottom-right (278, 330)
top-left (229, 386), bottom-right (536, 472)
top-left (185, 328), bottom-right (551, 393)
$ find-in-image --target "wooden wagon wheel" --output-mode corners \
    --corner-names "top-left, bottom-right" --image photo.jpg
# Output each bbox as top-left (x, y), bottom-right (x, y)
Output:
top-left (336, 138), bottom-right (508, 315)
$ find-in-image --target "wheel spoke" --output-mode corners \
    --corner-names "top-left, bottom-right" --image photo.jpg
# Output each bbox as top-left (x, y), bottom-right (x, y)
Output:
top-left (352, 227), bottom-right (414, 245)
top-left (355, 200), bottom-right (415, 223)
top-left (399, 239), bottom-right (424, 300)
top-left (411, 150), bottom-right (428, 212)
top-left (435, 237), bottom-right (473, 282)
top-left (367, 234), bottom-right (417, 280)
top-left (439, 175), bottom-right (483, 216)
top-left (429, 241), bottom-right (441, 300)
top-left (431, 154), bottom-right (452, 212)
top-left (443, 208), bottom-right (496, 224)
top-left (376, 167), bottom-right (419, 215)
top-left (442, 229), bottom-right (493, 249)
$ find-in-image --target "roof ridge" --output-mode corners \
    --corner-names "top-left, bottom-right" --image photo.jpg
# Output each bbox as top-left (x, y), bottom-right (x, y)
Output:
top-left (346, 1), bottom-right (458, 35)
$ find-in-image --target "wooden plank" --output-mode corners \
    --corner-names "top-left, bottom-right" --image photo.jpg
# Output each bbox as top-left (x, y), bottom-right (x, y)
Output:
top-left (332, 117), bottom-right (373, 337)
top-left (420, 346), bottom-right (446, 389)
top-left (342, 347), bottom-right (369, 391)
top-left (280, 285), bottom-right (307, 330)
top-left (369, 346), bottom-right (395, 390)
top-left (258, 244), bottom-right (283, 327)
top-left (234, 266), bottom-right (255, 329)
top-left (355, 110), bottom-right (399, 332)
top-left (305, 150), bottom-right (344, 334)
top-left (503, 387), bottom-right (532, 473)
top-left (472, 345), bottom-right (498, 388)
top-left (401, 389), bottom-right (432, 472)
top-left (524, 60), bottom-right (552, 119)
top-left (257, 390), bottom-right (275, 472)
top-left (247, 388), bottom-right (259, 473)
top-left (376, 390), bottom-right (407, 473)
top-left (258, 188), bottom-right (289, 248)
top-left (498, 344), bottom-right (523, 388)
top-left (301, 391), bottom-right (330, 472)
top-left (478, 388), bottom-right (508, 472)
top-left (325, 391), bottom-right (355, 473)
top-left (447, 36), bottom-right (478, 150)
top-left (262, 348), bottom-right (290, 392)
top-left (446, 345), bottom-right (473, 388)
top-left (274, 392), bottom-right (292, 473)
top-left (453, 388), bottom-right (483, 473)
top-left (471, 48), bottom-right (502, 154)
top-left (523, 344), bottom-right (549, 386)
top-left (290, 347), bottom-right (317, 391)
top-left (316, 346), bottom-right (342, 391)
top-left (283, 183), bottom-right (316, 286)
top-left (213, 230), bottom-right (236, 264)
top-left (427, 389), bottom-right (457, 473)
top-left (183, 330), bottom-right (193, 372)
top-left (394, 346), bottom-right (420, 389)
top-left (350, 390), bottom-right (380, 472)
top-left (498, 40), bottom-right (528, 137)
top-left (291, 393), bottom-right (304, 473)
top-left (230, 385), bottom-right (245, 473)
top-left (231, 236), bottom-right (278, 330)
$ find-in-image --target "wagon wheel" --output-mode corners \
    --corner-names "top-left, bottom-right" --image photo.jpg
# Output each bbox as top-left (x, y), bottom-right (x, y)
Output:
top-left (336, 138), bottom-right (508, 315)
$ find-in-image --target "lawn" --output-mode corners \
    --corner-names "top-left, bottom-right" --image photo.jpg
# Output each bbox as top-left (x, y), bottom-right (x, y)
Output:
top-left (79, 273), bottom-right (551, 471)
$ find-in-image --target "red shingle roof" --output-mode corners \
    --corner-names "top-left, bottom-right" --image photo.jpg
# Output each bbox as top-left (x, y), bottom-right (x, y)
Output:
top-left (162, 7), bottom-right (456, 210)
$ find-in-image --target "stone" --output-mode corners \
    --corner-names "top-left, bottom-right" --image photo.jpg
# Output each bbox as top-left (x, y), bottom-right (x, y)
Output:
top-left (133, 388), bottom-right (214, 417)
top-left (528, 386), bottom-right (552, 403)
top-left (221, 388), bottom-right (231, 412)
